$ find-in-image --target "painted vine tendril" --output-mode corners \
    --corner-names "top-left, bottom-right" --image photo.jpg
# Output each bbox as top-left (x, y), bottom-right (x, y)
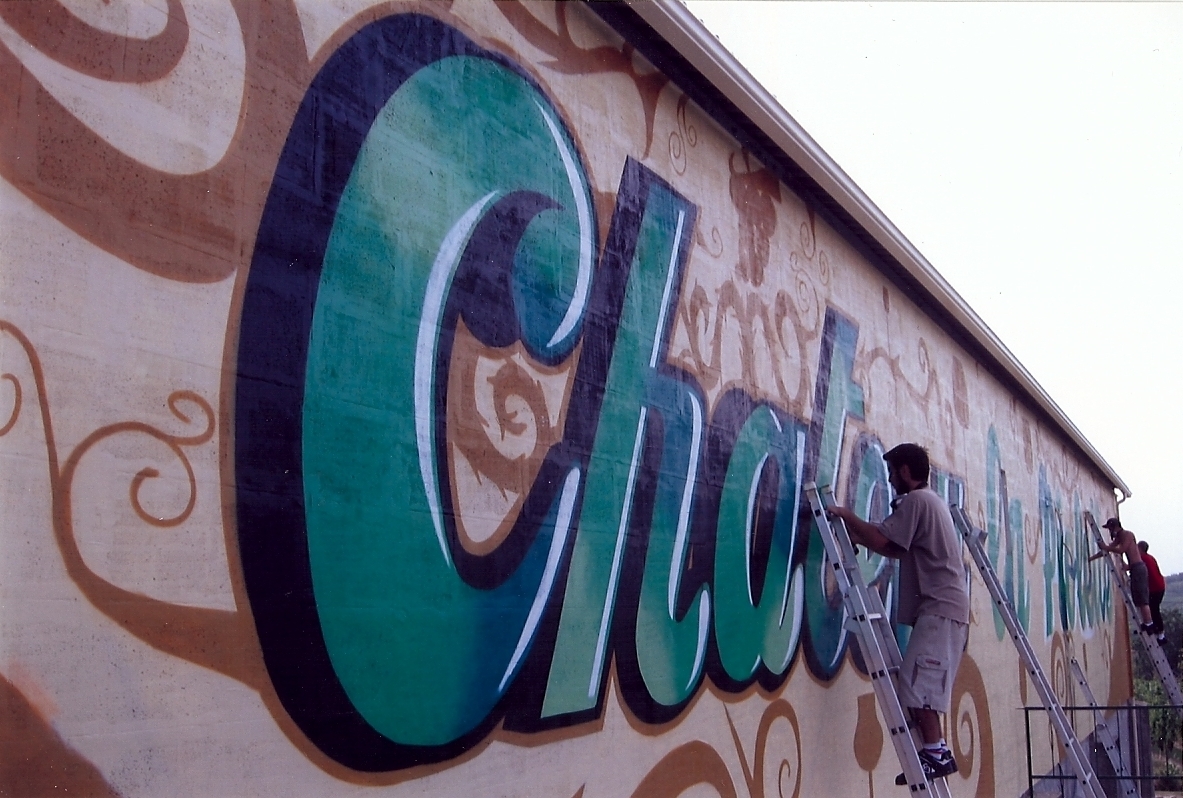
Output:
top-left (0, 320), bottom-right (213, 528)
top-left (623, 700), bottom-right (801, 798)
top-left (0, 319), bottom-right (256, 688)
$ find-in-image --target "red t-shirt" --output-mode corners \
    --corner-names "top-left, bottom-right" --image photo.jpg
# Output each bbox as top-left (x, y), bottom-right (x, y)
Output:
top-left (1143, 552), bottom-right (1166, 593)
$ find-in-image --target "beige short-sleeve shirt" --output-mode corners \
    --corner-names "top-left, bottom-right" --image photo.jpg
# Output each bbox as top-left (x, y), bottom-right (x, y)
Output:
top-left (878, 487), bottom-right (969, 625)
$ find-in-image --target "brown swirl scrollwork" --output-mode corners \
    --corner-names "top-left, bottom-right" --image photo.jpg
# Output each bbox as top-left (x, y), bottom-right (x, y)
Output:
top-left (1048, 633), bottom-right (1070, 761)
top-left (673, 276), bottom-right (821, 416)
top-left (629, 740), bottom-right (738, 798)
top-left (1104, 627), bottom-right (1129, 707)
top-left (0, 0), bottom-right (310, 283)
top-left (119, 391), bottom-right (206, 528)
top-left (1025, 512), bottom-right (1041, 565)
top-left (491, 2), bottom-right (670, 159)
top-left (727, 700), bottom-right (804, 798)
top-left (0, 371), bottom-right (20, 436)
top-left (672, 164), bottom-right (831, 413)
top-left (799, 218), bottom-right (816, 261)
top-left (670, 93), bottom-right (698, 175)
top-left (627, 699), bottom-right (802, 798)
top-left (696, 224), bottom-right (725, 259)
top-left (950, 653), bottom-right (996, 798)
top-left (786, 253), bottom-right (821, 331)
top-left (0, 320), bottom-right (258, 688)
top-left (859, 341), bottom-right (940, 412)
top-left (0, 0), bottom-right (189, 83)
top-left (447, 322), bottom-right (568, 554)
top-left (952, 358), bottom-right (970, 429)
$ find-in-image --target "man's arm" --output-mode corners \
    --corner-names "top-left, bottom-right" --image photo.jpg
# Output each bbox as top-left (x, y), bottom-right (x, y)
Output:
top-left (826, 506), bottom-right (906, 558)
top-left (1092, 528), bottom-right (1136, 559)
top-left (1089, 538), bottom-right (1121, 561)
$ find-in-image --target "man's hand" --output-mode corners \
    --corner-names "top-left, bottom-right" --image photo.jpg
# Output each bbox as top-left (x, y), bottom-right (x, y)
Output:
top-left (826, 505), bottom-right (859, 525)
top-left (824, 504), bottom-right (903, 559)
top-left (824, 506), bottom-right (862, 554)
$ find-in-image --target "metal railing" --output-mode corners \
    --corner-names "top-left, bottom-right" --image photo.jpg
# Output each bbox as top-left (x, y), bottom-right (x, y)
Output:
top-left (1023, 703), bottom-right (1182, 797)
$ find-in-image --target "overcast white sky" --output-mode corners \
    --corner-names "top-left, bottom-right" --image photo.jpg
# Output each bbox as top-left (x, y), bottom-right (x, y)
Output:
top-left (684, 1), bottom-right (1183, 574)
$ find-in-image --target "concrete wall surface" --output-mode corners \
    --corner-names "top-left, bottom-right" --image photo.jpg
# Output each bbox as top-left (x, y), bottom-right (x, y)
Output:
top-left (0, 2), bottom-right (1130, 796)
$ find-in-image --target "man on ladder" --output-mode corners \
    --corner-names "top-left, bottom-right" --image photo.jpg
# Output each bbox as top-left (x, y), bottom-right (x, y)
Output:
top-left (1088, 517), bottom-right (1156, 635)
top-left (826, 443), bottom-right (969, 784)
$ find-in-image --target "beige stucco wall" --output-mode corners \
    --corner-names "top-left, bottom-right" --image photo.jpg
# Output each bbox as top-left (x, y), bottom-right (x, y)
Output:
top-left (0, 2), bottom-right (1127, 796)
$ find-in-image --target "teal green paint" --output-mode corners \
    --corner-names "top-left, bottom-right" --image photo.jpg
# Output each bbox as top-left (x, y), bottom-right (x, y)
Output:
top-left (851, 440), bottom-right (891, 589)
top-left (986, 427), bottom-right (1029, 640)
top-left (804, 318), bottom-right (865, 671)
top-left (850, 439), bottom-right (904, 650)
top-left (816, 341), bottom-right (864, 490)
top-left (634, 375), bottom-right (709, 707)
top-left (852, 443), bottom-right (886, 516)
top-left (1070, 494), bottom-right (1112, 630)
top-left (713, 407), bottom-right (804, 681)
top-left (1060, 500), bottom-right (1077, 630)
top-left (1010, 494), bottom-right (1029, 630)
top-left (541, 185), bottom-right (689, 718)
top-left (302, 56), bottom-right (590, 745)
top-left (985, 427), bottom-right (1006, 641)
top-left (1040, 470), bottom-right (1113, 636)
top-left (1040, 469), bottom-right (1060, 638)
top-left (1069, 495), bottom-right (1087, 629)
top-left (932, 471), bottom-right (947, 501)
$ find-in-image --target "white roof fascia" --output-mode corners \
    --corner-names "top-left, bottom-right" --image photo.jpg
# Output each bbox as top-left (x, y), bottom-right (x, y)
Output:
top-left (622, 0), bottom-right (1130, 498)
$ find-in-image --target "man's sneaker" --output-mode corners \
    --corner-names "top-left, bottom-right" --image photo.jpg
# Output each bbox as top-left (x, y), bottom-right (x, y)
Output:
top-left (895, 747), bottom-right (958, 785)
top-left (1159, 635), bottom-right (1167, 643)
top-left (1141, 623), bottom-right (1156, 635)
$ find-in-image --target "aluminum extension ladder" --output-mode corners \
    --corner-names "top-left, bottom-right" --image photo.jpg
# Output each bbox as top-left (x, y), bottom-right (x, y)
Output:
top-left (949, 505), bottom-right (1104, 798)
top-left (804, 483), bottom-right (953, 796)
top-left (1084, 510), bottom-right (1183, 706)
top-left (1069, 658), bottom-right (1139, 798)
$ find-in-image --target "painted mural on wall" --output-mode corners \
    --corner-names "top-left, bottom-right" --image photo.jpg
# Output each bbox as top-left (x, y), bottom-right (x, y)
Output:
top-left (0, 2), bottom-right (1125, 796)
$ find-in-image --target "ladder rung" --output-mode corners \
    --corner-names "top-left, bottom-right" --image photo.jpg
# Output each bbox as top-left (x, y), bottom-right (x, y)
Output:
top-left (804, 483), bottom-right (946, 793)
top-left (951, 504), bottom-right (1105, 798)
top-left (1083, 512), bottom-right (1183, 707)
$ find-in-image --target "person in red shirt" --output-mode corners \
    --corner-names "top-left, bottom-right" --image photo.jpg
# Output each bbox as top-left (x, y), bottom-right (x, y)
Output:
top-left (1139, 541), bottom-right (1167, 642)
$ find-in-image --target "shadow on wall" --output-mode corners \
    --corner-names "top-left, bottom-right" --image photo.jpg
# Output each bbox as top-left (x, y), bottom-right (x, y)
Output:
top-left (0, 673), bottom-right (120, 797)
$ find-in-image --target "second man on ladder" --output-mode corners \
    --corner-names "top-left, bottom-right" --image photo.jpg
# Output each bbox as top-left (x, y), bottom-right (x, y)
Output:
top-left (826, 443), bottom-right (970, 783)
top-left (1088, 517), bottom-right (1156, 636)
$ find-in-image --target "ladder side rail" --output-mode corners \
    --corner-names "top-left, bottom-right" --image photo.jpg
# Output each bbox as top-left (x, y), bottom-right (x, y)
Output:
top-left (1141, 639), bottom-right (1183, 707)
top-left (1084, 513), bottom-right (1183, 706)
top-left (969, 532), bottom-right (1088, 768)
top-left (953, 508), bottom-right (1070, 723)
top-left (806, 485), bottom-right (952, 797)
top-left (952, 508), bottom-right (1095, 775)
top-left (810, 496), bottom-right (906, 681)
top-left (1070, 659), bottom-right (1140, 798)
top-left (951, 506), bottom-right (1105, 798)
top-left (1086, 512), bottom-right (1147, 623)
top-left (811, 485), bottom-right (899, 665)
top-left (854, 595), bottom-right (945, 795)
top-left (815, 486), bottom-right (902, 672)
top-left (811, 486), bottom-right (895, 636)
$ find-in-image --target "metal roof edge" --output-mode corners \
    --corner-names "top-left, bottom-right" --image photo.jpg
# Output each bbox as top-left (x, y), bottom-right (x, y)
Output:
top-left (615, 0), bottom-right (1130, 497)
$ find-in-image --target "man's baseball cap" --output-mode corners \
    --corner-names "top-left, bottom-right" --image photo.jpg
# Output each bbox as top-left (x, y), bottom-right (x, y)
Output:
top-left (1103, 517), bottom-right (1121, 530)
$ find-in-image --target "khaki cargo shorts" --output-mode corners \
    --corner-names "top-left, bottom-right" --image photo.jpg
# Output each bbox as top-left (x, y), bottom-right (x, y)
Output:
top-left (897, 614), bottom-right (969, 714)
